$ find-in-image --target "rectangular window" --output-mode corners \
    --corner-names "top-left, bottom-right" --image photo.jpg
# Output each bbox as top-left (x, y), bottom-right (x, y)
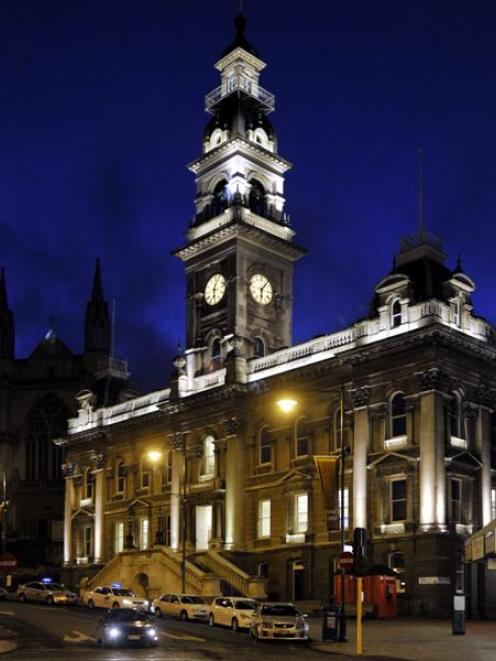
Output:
top-left (140, 518), bottom-right (149, 550)
top-left (116, 463), bottom-right (125, 494)
top-left (114, 522), bottom-right (124, 553)
top-left (257, 499), bottom-right (271, 538)
top-left (391, 479), bottom-right (407, 521)
top-left (141, 461), bottom-right (151, 489)
top-left (203, 437), bottom-right (216, 476)
top-left (296, 434), bottom-right (309, 457)
top-left (491, 488), bottom-right (496, 521)
top-left (84, 526), bottom-right (92, 557)
top-left (338, 488), bottom-right (350, 530)
top-left (162, 452), bottom-right (172, 486)
top-left (294, 493), bottom-right (308, 534)
top-left (451, 478), bottom-right (462, 523)
top-left (260, 432), bottom-right (272, 465)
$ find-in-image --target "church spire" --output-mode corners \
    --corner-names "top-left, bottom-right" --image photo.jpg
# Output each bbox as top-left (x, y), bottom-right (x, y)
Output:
top-left (84, 259), bottom-right (110, 354)
top-left (0, 267), bottom-right (15, 359)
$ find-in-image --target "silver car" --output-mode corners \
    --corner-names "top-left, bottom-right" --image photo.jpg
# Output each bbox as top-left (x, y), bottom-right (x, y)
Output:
top-left (17, 581), bottom-right (78, 605)
top-left (250, 602), bottom-right (309, 641)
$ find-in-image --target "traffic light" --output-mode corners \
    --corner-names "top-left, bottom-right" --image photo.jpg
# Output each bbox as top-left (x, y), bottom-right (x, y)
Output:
top-left (353, 527), bottom-right (367, 576)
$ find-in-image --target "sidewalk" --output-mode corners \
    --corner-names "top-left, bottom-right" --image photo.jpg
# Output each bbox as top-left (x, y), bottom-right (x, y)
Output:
top-left (308, 617), bottom-right (496, 660)
top-left (0, 625), bottom-right (17, 655)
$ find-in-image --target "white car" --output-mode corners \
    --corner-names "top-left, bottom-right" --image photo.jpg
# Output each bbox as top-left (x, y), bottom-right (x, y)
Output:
top-left (83, 585), bottom-right (149, 610)
top-left (250, 602), bottom-right (309, 641)
top-left (151, 593), bottom-right (209, 621)
top-left (208, 596), bottom-right (258, 631)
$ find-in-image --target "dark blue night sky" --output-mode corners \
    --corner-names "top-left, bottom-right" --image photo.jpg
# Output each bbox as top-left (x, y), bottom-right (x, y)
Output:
top-left (1, 0), bottom-right (495, 390)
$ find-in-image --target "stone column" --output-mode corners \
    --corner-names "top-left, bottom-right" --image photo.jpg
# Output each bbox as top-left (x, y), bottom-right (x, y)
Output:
top-left (352, 387), bottom-right (370, 530)
top-left (93, 461), bottom-right (105, 564)
top-left (170, 433), bottom-right (185, 552)
top-left (418, 369), bottom-right (446, 531)
top-left (63, 467), bottom-right (75, 566)
top-left (224, 418), bottom-right (245, 549)
top-left (476, 386), bottom-right (492, 526)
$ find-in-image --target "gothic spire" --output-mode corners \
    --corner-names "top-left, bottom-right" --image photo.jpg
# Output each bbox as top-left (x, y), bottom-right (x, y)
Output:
top-left (84, 259), bottom-right (110, 354)
top-left (0, 267), bottom-right (15, 359)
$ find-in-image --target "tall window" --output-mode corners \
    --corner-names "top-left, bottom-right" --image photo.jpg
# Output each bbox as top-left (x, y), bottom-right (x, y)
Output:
top-left (249, 179), bottom-right (266, 216)
top-left (114, 522), bottom-right (124, 553)
top-left (491, 488), bottom-right (496, 521)
top-left (84, 526), bottom-right (92, 557)
top-left (259, 428), bottom-right (272, 465)
top-left (211, 180), bottom-right (228, 217)
top-left (141, 457), bottom-right (152, 489)
top-left (24, 394), bottom-right (69, 482)
top-left (162, 451), bottom-right (172, 486)
top-left (211, 338), bottom-right (221, 360)
top-left (450, 478), bottom-right (462, 523)
top-left (295, 418), bottom-right (310, 457)
top-left (391, 299), bottom-right (402, 327)
top-left (84, 469), bottom-right (94, 500)
top-left (257, 499), bottom-right (271, 538)
top-left (390, 393), bottom-right (407, 437)
top-left (338, 488), bottom-right (350, 530)
top-left (254, 337), bottom-right (265, 358)
top-left (389, 552), bottom-right (406, 593)
top-left (140, 518), bottom-right (149, 550)
top-left (449, 393), bottom-right (462, 439)
top-left (390, 479), bottom-right (407, 521)
top-left (116, 461), bottom-right (126, 494)
top-left (202, 436), bottom-right (216, 476)
top-left (294, 493), bottom-right (309, 534)
top-left (332, 407), bottom-right (343, 449)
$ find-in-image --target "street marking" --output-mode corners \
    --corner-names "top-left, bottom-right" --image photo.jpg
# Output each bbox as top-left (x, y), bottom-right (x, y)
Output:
top-left (0, 610), bottom-right (15, 616)
top-left (160, 630), bottom-right (205, 642)
top-left (63, 630), bottom-right (96, 643)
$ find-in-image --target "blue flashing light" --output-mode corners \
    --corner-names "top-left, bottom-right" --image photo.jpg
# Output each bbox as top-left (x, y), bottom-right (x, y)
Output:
top-left (41, 577), bottom-right (53, 584)
top-left (111, 582), bottom-right (122, 589)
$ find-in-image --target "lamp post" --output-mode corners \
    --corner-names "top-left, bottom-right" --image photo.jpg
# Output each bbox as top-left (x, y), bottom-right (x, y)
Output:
top-left (338, 383), bottom-right (347, 642)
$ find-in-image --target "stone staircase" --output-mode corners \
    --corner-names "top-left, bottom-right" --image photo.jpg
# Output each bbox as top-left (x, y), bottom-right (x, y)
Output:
top-left (194, 550), bottom-right (267, 599)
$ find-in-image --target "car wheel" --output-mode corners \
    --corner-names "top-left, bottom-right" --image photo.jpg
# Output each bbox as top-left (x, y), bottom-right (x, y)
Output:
top-left (18, 593), bottom-right (26, 603)
top-left (231, 618), bottom-right (239, 632)
top-left (179, 609), bottom-right (188, 622)
top-left (112, 602), bottom-right (120, 609)
top-left (155, 607), bottom-right (162, 618)
top-left (87, 599), bottom-right (94, 609)
top-left (208, 613), bottom-right (215, 627)
top-left (46, 596), bottom-right (54, 605)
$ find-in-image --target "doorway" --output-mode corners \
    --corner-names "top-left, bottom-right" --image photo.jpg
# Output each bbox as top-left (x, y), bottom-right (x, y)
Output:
top-left (195, 505), bottom-right (212, 551)
top-left (292, 560), bottom-right (305, 601)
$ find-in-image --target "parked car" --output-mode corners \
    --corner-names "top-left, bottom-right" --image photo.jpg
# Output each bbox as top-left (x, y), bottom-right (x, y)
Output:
top-left (17, 581), bottom-right (77, 606)
top-left (250, 602), bottom-right (309, 641)
top-left (208, 597), bottom-right (258, 631)
top-left (96, 608), bottom-right (158, 648)
top-left (83, 585), bottom-right (149, 610)
top-left (151, 593), bottom-right (209, 621)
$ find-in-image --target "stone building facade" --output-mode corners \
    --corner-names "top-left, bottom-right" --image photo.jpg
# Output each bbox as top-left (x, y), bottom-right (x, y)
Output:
top-left (57, 15), bottom-right (496, 617)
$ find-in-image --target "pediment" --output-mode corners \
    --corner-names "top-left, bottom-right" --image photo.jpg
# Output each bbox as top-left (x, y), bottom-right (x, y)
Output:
top-left (71, 507), bottom-right (94, 520)
top-left (127, 497), bottom-right (151, 510)
top-left (368, 452), bottom-right (418, 471)
top-left (276, 468), bottom-right (313, 486)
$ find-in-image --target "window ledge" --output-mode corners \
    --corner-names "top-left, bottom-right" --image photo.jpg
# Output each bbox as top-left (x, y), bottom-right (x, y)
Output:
top-left (254, 463), bottom-right (273, 475)
top-left (285, 532), bottom-right (306, 544)
top-left (380, 522), bottom-right (405, 535)
top-left (384, 435), bottom-right (408, 450)
top-left (450, 436), bottom-right (467, 449)
top-left (455, 523), bottom-right (473, 536)
top-left (80, 497), bottom-right (93, 507)
top-left (199, 473), bottom-right (215, 482)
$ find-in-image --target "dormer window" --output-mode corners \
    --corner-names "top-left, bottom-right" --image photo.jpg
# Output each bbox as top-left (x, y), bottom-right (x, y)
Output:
top-left (391, 300), bottom-right (402, 327)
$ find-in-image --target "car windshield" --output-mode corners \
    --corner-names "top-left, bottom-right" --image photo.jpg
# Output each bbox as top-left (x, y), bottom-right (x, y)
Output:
top-left (181, 596), bottom-right (205, 604)
top-left (235, 601), bottom-right (257, 610)
top-left (108, 609), bottom-right (150, 621)
top-left (261, 605), bottom-right (300, 617)
top-left (47, 584), bottom-right (64, 591)
top-left (112, 589), bottom-right (135, 597)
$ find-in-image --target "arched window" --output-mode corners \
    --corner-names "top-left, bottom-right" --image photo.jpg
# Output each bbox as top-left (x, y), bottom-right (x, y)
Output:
top-left (295, 418), bottom-right (310, 457)
top-left (249, 179), bottom-right (266, 216)
top-left (24, 394), bottom-right (69, 482)
top-left (210, 128), bottom-right (223, 148)
top-left (449, 393), bottom-right (462, 439)
top-left (391, 299), bottom-right (402, 327)
top-left (116, 460), bottom-right (126, 494)
top-left (390, 393), bottom-right (407, 437)
top-left (389, 551), bottom-right (406, 593)
top-left (259, 427), bottom-right (272, 465)
top-left (202, 435), bottom-right (216, 476)
top-left (211, 180), bottom-right (228, 217)
top-left (254, 336), bottom-right (265, 358)
top-left (211, 337), bottom-right (221, 360)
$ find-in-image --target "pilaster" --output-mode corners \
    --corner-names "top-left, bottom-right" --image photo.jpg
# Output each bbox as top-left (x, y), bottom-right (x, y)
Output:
top-left (224, 417), bottom-right (245, 549)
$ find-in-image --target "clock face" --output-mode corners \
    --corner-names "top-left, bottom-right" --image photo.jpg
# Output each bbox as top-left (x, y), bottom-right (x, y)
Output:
top-left (204, 273), bottom-right (226, 305)
top-left (249, 273), bottom-right (273, 305)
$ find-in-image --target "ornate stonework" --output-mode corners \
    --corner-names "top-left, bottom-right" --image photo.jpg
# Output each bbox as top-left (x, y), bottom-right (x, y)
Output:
top-left (352, 386), bottom-right (371, 408)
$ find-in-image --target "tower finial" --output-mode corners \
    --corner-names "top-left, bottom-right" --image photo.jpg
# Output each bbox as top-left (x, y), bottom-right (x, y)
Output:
top-left (417, 148), bottom-right (424, 236)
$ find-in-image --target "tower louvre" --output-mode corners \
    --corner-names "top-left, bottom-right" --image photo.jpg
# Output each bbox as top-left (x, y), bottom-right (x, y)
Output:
top-left (174, 13), bottom-right (306, 382)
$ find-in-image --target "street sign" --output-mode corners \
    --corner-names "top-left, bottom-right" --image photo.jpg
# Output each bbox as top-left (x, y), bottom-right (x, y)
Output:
top-left (338, 551), bottom-right (355, 570)
top-left (0, 554), bottom-right (17, 569)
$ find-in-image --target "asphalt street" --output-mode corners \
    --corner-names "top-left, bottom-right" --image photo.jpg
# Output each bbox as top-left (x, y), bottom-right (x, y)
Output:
top-left (0, 600), bottom-right (349, 661)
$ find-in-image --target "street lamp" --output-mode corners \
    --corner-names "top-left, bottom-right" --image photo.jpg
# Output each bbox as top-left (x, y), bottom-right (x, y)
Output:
top-left (147, 450), bottom-right (163, 464)
top-left (276, 398), bottom-right (298, 414)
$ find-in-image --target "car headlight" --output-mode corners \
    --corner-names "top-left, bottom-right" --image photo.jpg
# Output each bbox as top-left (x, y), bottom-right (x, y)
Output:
top-left (109, 627), bottom-right (121, 638)
top-left (122, 599), bottom-right (132, 606)
top-left (147, 628), bottom-right (156, 637)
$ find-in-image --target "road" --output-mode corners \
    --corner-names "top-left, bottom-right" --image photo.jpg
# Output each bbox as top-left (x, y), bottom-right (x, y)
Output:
top-left (0, 600), bottom-right (347, 660)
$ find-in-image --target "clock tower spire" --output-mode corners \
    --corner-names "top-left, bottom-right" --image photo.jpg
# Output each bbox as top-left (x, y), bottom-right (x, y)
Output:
top-left (174, 13), bottom-right (305, 383)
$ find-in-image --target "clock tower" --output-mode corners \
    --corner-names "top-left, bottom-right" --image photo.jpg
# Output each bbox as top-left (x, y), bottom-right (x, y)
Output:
top-left (174, 14), bottom-right (305, 382)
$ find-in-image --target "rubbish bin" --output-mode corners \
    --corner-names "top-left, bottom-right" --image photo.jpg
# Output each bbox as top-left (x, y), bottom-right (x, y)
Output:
top-left (452, 594), bottom-right (465, 635)
top-left (322, 606), bottom-right (341, 641)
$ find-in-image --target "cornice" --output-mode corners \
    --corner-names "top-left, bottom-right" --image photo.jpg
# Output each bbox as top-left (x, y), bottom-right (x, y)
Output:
top-left (188, 137), bottom-right (292, 174)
